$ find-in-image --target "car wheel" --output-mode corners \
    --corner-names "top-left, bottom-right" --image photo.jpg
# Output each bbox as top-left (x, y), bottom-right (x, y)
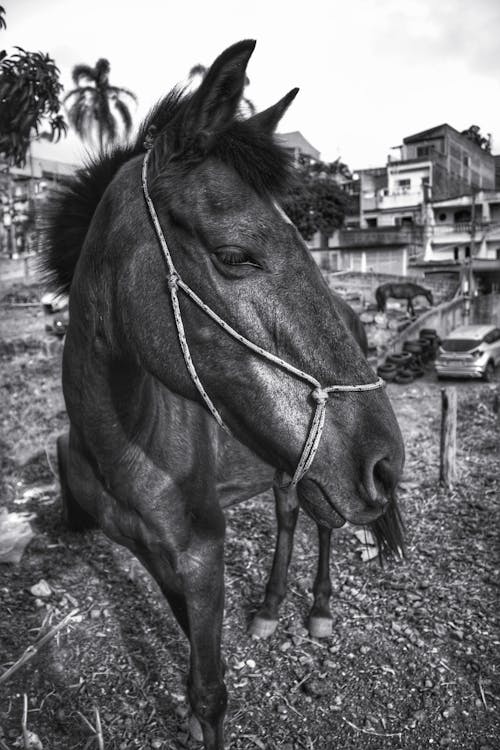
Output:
top-left (484, 361), bottom-right (495, 382)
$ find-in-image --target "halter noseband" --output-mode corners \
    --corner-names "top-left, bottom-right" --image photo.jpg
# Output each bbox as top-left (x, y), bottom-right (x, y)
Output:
top-left (141, 150), bottom-right (384, 488)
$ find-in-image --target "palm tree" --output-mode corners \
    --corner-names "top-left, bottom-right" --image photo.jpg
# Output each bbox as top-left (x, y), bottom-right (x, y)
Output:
top-left (187, 63), bottom-right (255, 117)
top-left (64, 58), bottom-right (137, 150)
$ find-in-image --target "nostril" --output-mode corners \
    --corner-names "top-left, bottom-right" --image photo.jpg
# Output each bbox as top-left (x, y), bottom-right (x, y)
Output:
top-left (374, 456), bottom-right (397, 494)
top-left (363, 456), bottom-right (397, 508)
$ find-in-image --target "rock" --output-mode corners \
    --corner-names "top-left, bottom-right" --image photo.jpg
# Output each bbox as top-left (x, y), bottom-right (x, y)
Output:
top-left (302, 677), bottom-right (329, 698)
top-left (29, 579), bottom-right (52, 598)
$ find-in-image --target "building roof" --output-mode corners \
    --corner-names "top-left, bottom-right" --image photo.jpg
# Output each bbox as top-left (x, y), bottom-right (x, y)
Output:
top-left (403, 124), bottom-right (450, 144)
top-left (277, 131), bottom-right (320, 160)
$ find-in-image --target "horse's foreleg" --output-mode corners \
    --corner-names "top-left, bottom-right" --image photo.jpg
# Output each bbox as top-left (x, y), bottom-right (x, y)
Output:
top-left (57, 431), bottom-right (98, 531)
top-left (183, 530), bottom-right (227, 750)
top-left (308, 525), bottom-right (333, 638)
top-left (408, 298), bottom-right (415, 316)
top-left (137, 513), bottom-right (227, 750)
top-left (249, 478), bottom-right (299, 638)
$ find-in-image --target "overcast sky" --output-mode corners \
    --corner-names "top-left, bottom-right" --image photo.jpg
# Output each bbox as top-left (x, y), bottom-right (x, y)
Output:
top-left (4, 0), bottom-right (500, 170)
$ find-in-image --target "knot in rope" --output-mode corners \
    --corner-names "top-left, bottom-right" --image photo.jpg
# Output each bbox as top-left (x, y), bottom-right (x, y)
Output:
top-left (311, 386), bottom-right (329, 404)
top-left (167, 273), bottom-right (179, 291)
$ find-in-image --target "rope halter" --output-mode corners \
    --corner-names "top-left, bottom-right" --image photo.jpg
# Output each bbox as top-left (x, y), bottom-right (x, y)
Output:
top-left (141, 150), bottom-right (385, 488)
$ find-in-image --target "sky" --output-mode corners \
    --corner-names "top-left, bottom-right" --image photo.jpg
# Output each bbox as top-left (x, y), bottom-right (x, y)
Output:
top-left (4, 0), bottom-right (500, 170)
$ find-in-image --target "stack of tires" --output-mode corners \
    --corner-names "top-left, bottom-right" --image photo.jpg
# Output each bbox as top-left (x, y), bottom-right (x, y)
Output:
top-left (377, 328), bottom-right (440, 384)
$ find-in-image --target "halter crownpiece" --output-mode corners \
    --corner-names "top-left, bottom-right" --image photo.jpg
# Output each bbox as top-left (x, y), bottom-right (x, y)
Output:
top-left (141, 150), bottom-right (385, 488)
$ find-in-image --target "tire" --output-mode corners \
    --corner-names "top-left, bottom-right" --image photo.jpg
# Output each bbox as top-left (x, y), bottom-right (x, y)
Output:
top-left (403, 340), bottom-right (423, 354)
top-left (378, 363), bottom-right (397, 376)
top-left (386, 352), bottom-right (412, 367)
top-left (419, 328), bottom-right (438, 339)
top-left (484, 361), bottom-right (495, 383)
top-left (395, 370), bottom-right (415, 384)
top-left (378, 368), bottom-right (397, 382)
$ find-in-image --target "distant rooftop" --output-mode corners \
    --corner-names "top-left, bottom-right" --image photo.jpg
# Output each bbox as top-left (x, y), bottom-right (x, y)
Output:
top-left (277, 131), bottom-right (320, 160)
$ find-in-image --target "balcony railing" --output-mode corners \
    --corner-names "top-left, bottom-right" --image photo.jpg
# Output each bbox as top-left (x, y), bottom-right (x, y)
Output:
top-left (338, 226), bottom-right (423, 247)
top-left (432, 221), bottom-right (489, 236)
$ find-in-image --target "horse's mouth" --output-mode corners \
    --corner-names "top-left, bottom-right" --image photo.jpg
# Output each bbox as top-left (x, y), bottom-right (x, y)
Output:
top-left (297, 478), bottom-right (346, 529)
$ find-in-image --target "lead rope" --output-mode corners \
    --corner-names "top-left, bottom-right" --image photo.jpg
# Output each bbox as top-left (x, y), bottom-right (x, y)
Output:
top-left (141, 150), bottom-right (385, 487)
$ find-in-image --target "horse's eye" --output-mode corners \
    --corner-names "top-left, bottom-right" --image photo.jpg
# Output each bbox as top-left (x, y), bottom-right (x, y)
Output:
top-left (213, 248), bottom-right (260, 269)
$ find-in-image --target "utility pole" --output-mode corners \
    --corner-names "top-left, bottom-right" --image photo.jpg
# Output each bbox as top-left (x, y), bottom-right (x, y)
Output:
top-left (463, 188), bottom-right (476, 322)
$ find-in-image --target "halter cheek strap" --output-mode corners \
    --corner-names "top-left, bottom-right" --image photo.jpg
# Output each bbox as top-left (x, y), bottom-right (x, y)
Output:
top-left (141, 150), bottom-right (384, 488)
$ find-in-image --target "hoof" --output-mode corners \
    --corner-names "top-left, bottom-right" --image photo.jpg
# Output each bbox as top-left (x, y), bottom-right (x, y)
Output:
top-left (189, 714), bottom-right (203, 743)
top-left (248, 615), bottom-right (278, 639)
top-left (308, 615), bottom-right (333, 639)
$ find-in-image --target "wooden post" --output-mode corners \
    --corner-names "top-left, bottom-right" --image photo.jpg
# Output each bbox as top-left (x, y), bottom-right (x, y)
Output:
top-left (439, 387), bottom-right (457, 488)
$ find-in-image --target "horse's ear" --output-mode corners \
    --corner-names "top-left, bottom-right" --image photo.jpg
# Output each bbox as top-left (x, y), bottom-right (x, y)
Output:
top-left (248, 88), bottom-right (299, 133)
top-left (182, 40), bottom-right (256, 146)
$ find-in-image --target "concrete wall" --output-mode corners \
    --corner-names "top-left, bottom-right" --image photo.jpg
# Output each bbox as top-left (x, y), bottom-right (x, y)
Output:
top-left (326, 270), bottom-right (454, 308)
top-left (473, 293), bottom-right (500, 325)
top-left (386, 297), bottom-right (466, 354)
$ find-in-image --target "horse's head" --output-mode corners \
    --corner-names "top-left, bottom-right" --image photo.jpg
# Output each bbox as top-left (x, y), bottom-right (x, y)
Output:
top-left (111, 40), bottom-right (404, 530)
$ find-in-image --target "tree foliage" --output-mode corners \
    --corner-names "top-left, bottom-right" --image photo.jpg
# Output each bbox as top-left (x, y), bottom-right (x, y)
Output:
top-left (282, 156), bottom-right (352, 242)
top-left (460, 124), bottom-right (491, 153)
top-left (64, 58), bottom-right (137, 150)
top-left (0, 46), bottom-right (66, 167)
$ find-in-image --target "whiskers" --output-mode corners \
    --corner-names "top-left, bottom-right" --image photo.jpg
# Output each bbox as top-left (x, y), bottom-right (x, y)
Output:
top-left (369, 491), bottom-right (405, 564)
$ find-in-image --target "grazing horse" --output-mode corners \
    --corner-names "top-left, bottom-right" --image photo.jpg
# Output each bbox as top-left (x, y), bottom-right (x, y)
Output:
top-left (43, 41), bottom-right (405, 750)
top-left (375, 282), bottom-right (433, 316)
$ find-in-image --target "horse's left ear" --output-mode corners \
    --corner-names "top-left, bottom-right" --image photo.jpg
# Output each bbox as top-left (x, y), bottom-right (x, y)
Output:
top-left (247, 88), bottom-right (299, 133)
top-left (182, 40), bottom-right (256, 147)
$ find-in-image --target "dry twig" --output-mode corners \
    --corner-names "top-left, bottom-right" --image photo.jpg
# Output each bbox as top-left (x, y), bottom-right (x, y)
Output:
top-left (21, 693), bottom-right (29, 748)
top-left (0, 609), bottom-right (79, 686)
top-left (342, 716), bottom-right (403, 739)
top-left (478, 677), bottom-right (488, 710)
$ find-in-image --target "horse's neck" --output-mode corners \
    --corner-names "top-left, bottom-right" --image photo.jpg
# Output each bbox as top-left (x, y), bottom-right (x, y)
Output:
top-left (216, 430), bottom-right (275, 508)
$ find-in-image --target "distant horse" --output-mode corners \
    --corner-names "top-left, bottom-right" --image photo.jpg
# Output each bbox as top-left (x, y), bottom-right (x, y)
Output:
top-left (375, 282), bottom-right (433, 316)
top-left (43, 41), bottom-right (405, 750)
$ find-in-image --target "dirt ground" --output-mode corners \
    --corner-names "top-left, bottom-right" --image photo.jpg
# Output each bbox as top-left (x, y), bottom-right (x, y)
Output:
top-left (0, 284), bottom-right (499, 750)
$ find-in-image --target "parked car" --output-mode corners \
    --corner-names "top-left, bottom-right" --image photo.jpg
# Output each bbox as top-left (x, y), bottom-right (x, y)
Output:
top-left (435, 324), bottom-right (500, 381)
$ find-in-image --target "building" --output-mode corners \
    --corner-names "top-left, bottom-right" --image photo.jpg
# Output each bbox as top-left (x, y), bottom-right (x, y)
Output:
top-left (277, 131), bottom-right (320, 165)
top-left (310, 123), bottom-right (498, 279)
top-left (410, 190), bottom-right (500, 295)
top-left (0, 152), bottom-right (75, 256)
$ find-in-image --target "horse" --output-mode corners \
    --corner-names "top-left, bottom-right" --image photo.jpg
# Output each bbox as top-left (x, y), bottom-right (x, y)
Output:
top-left (42, 40), bottom-right (405, 750)
top-left (375, 282), bottom-right (433, 316)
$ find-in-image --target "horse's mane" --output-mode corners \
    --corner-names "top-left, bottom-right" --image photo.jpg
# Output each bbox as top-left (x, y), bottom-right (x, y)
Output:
top-left (40, 87), bottom-right (293, 296)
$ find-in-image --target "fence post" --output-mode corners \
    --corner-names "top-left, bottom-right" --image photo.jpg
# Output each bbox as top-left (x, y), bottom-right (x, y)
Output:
top-left (439, 387), bottom-right (457, 488)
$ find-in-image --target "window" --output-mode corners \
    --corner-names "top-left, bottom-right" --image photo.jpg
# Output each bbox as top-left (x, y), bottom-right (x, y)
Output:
top-left (439, 213), bottom-right (447, 222)
top-left (484, 330), bottom-right (500, 344)
top-left (417, 146), bottom-right (430, 157)
top-left (366, 217), bottom-right (377, 228)
top-left (397, 179), bottom-right (411, 190)
top-left (463, 154), bottom-right (470, 167)
top-left (465, 246), bottom-right (471, 258)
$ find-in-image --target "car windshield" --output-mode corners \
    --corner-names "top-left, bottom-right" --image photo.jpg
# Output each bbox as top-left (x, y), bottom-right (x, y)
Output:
top-left (441, 338), bottom-right (481, 352)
